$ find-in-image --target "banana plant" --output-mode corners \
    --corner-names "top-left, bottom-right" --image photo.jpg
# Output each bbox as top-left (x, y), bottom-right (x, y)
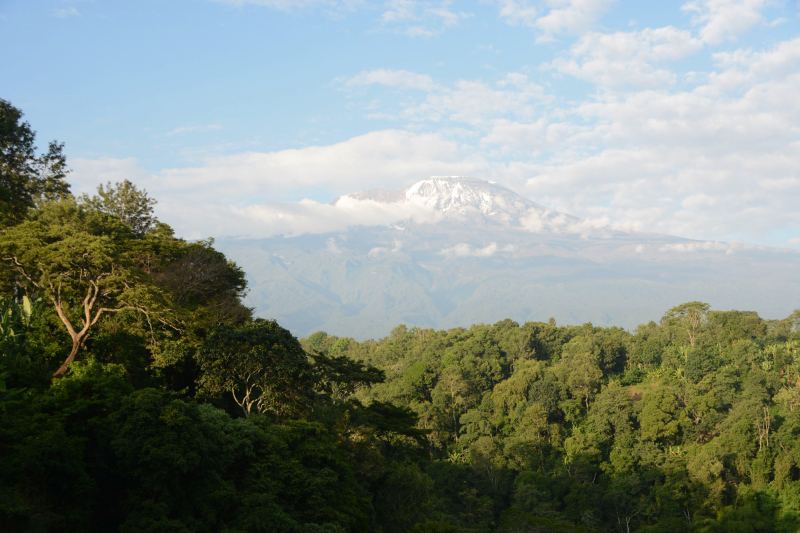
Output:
top-left (1, 295), bottom-right (40, 348)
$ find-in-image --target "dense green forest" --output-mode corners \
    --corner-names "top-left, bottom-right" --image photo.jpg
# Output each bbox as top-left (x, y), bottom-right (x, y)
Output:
top-left (2, 98), bottom-right (800, 532)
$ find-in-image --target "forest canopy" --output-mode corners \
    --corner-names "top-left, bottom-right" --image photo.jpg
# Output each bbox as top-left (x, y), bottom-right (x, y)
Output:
top-left (1, 99), bottom-right (799, 533)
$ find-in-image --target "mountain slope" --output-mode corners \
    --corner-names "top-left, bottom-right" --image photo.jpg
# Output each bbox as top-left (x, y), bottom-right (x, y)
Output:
top-left (217, 177), bottom-right (800, 339)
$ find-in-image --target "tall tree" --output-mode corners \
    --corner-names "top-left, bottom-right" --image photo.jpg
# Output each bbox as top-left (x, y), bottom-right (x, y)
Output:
top-left (0, 200), bottom-right (172, 377)
top-left (0, 99), bottom-right (70, 227)
top-left (663, 301), bottom-right (711, 348)
top-left (310, 351), bottom-right (385, 403)
top-left (554, 349), bottom-right (603, 411)
top-left (153, 239), bottom-right (250, 326)
top-left (196, 319), bottom-right (314, 419)
top-left (80, 179), bottom-right (157, 236)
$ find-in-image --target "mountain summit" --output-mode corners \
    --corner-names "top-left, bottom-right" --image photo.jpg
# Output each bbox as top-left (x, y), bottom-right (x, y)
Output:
top-left (403, 176), bottom-right (543, 224)
top-left (338, 176), bottom-right (566, 228)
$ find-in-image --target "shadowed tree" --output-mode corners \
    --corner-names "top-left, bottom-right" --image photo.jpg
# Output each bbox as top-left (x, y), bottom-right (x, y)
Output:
top-left (196, 319), bottom-right (314, 419)
top-left (310, 351), bottom-right (385, 403)
top-left (0, 99), bottom-right (71, 227)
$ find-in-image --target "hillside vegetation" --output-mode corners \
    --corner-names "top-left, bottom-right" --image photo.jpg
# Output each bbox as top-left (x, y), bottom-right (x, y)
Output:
top-left (2, 99), bottom-right (800, 532)
top-left (301, 307), bottom-right (800, 532)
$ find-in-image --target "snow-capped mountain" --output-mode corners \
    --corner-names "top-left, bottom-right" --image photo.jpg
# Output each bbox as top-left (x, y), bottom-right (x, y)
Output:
top-left (339, 176), bottom-right (552, 226)
top-left (217, 177), bottom-right (800, 340)
top-left (337, 176), bottom-right (589, 236)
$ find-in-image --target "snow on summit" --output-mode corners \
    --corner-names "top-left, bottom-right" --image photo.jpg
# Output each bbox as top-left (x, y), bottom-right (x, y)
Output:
top-left (343, 176), bottom-right (549, 226)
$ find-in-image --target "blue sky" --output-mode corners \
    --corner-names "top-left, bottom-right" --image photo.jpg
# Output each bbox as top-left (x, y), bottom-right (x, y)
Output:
top-left (2, 0), bottom-right (799, 245)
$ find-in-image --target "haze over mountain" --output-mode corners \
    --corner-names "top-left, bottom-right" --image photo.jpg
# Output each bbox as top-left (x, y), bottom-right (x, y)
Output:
top-left (216, 177), bottom-right (800, 340)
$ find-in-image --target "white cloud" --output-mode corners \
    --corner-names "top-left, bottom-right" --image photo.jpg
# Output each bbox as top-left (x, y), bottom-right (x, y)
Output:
top-left (66, 192), bottom-right (442, 241)
top-left (711, 36), bottom-right (800, 87)
top-left (70, 130), bottom-right (488, 238)
top-left (52, 6), bottom-right (80, 17)
top-left (533, 0), bottom-right (618, 40)
top-left (163, 124), bottom-right (223, 137)
top-left (201, 196), bottom-right (442, 239)
top-left (512, 140), bottom-right (800, 243)
top-left (368, 239), bottom-right (403, 257)
top-left (211, 0), bottom-right (349, 10)
top-left (519, 208), bottom-right (618, 236)
top-left (494, 0), bottom-right (539, 27)
top-left (494, 0), bottom-right (617, 39)
top-left (380, 0), bottom-right (471, 37)
top-left (341, 69), bottom-right (548, 126)
top-left (403, 73), bottom-right (548, 125)
top-left (340, 69), bottom-right (438, 91)
top-left (211, 0), bottom-right (467, 36)
top-left (326, 237), bottom-right (342, 253)
top-left (654, 240), bottom-right (779, 253)
top-left (477, 33), bottom-right (800, 245)
top-left (481, 118), bottom-right (583, 152)
top-left (69, 157), bottom-right (152, 197)
top-left (156, 130), bottom-right (484, 201)
top-left (440, 242), bottom-right (515, 258)
top-left (548, 27), bottom-right (703, 89)
top-left (681, 0), bottom-right (767, 45)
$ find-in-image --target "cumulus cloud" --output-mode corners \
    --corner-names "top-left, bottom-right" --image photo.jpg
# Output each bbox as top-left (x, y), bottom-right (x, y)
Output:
top-left (340, 69), bottom-right (438, 91)
top-left (494, 0), bottom-right (539, 27)
top-left (494, 0), bottom-right (617, 39)
top-left (340, 70), bottom-right (548, 126)
top-left (519, 208), bottom-right (621, 236)
top-left (681, 0), bottom-right (768, 45)
top-left (213, 0), bottom-right (469, 36)
top-left (197, 196), bottom-right (443, 239)
top-left (440, 242), bottom-right (515, 258)
top-left (658, 241), bottom-right (733, 253)
top-left (402, 73), bottom-right (548, 125)
top-left (368, 239), bottom-right (403, 257)
top-left (481, 33), bottom-right (800, 244)
top-left (70, 130), bottom-right (486, 239)
top-left (533, 0), bottom-right (618, 40)
top-left (211, 0), bottom-right (354, 11)
top-left (156, 129), bottom-right (485, 200)
top-left (379, 0), bottom-right (471, 37)
top-left (511, 140), bottom-right (800, 244)
top-left (75, 193), bottom-right (443, 241)
top-left (710, 36), bottom-right (800, 89)
top-left (52, 6), bottom-right (80, 17)
top-left (481, 118), bottom-right (580, 152)
top-left (69, 157), bottom-right (153, 197)
top-left (163, 124), bottom-right (223, 137)
top-left (548, 27), bottom-right (703, 89)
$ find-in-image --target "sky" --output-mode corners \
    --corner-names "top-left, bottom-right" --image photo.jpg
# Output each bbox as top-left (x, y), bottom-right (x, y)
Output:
top-left (1, 0), bottom-right (799, 246)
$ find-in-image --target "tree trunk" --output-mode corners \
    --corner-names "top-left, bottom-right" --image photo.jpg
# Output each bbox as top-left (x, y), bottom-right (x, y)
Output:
top-left (53, 335), bottom-right (82, 378)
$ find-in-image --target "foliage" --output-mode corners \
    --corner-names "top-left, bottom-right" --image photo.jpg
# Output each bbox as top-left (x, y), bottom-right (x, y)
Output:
top-left (196, 319), bottom-right (314, 419)
top-left (0, 200), bottom-right (174, 377)
top-left (80, 179), bottom-right (158, 236)
top-left (0, 99), bottom-right (70, 227)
